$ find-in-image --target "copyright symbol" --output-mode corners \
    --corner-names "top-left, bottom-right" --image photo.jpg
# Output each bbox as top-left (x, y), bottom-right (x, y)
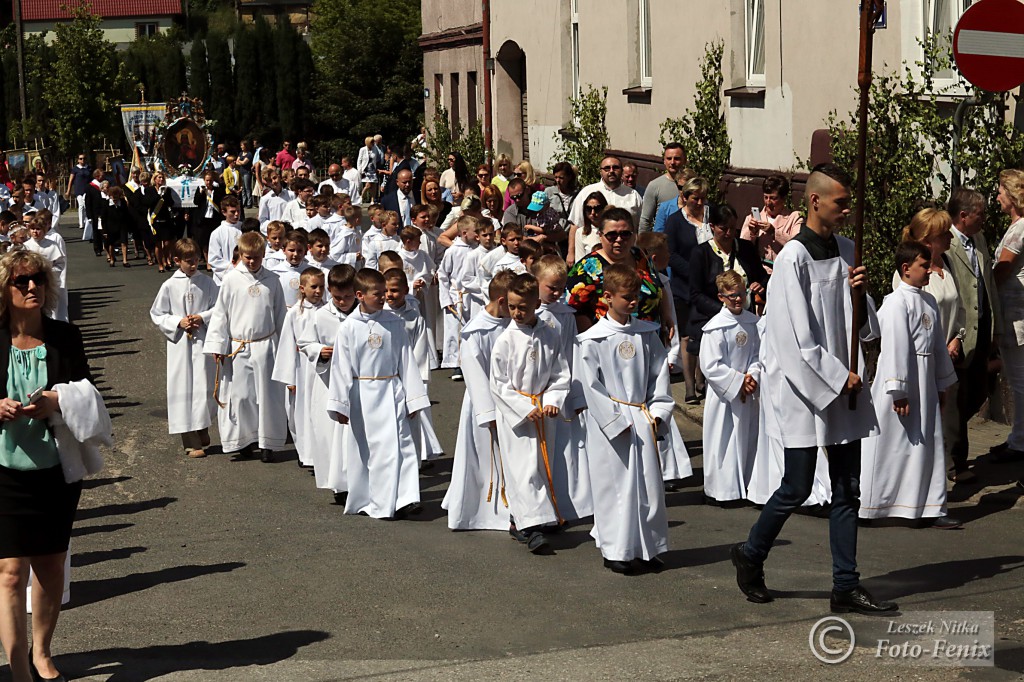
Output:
top-left (809, 616), bottom-right (855, 664)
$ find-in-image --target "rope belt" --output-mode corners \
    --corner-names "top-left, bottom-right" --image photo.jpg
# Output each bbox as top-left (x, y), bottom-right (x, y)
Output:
top-left (515, 390), bottom-right (563, 524)
top-left (356, 375), bottom-right (397, 380)
top-left (213, 333), bottom-right (274, 408)
top-left (486, 424), bottom-right (508, 508)
top-left (610, 396), bottom-right (662, 463)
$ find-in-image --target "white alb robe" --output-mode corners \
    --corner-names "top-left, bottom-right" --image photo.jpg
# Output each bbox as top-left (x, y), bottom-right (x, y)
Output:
top-left (699, 308), bottom-right (761, 502)
top-left (269, 260), bottom-right (306, 308)
top-left (324, 216), bottom-right (362, 267)
top-left (442, 310), bottom-right (511, 530)
top-left (860, 283), bottom-right (957, 520)
top-left (438, 237), bottom-right (483, 368)
top-left (577, 316), bottom-right (673, 562)
top-left (207, 221), bottom-right (242, 285)
top-left (327, 308), bottom-right (430, 518)
top-left (386, 297), bottom-right (444, 458)
top-left (271, 301), bottom-right (322, 465)
top-left (490, 319), bottom-right (571, 529)
top-left (364, 232), bottom-right (402, 271)
top-left (149, 270), bottom-right (218, 434)
top-left (204, 266), bottom-right (287, 451)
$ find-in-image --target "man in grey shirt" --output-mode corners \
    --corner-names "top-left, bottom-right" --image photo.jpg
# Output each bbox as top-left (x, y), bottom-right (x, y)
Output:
top-left (639, 142), bottom-right (686, 232)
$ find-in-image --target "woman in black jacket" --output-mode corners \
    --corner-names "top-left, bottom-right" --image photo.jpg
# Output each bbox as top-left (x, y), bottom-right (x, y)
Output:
top-left (687, 203), bottom-right (768, 365)
top-left (100, 186), bottom-right (137, 268)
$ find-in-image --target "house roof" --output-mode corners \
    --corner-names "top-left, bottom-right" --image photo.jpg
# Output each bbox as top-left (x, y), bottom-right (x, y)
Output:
top-left (21, 0), bottom-right (183, 22)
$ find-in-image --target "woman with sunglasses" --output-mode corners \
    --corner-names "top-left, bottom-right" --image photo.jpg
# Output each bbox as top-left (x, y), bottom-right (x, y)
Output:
top-left (474, 165), bottom-right (492, 198)
top-left (567, 191), bottom-right (608, 266)
top-left (686, 205), bottom-right (767, 402)
top-left (503, 161), bottom-right (542, 211)
top-left (0, 251), bottom-right (98, 682)
top-left (439, 152), bottom-right (471, 202)
top-left (567, 208), bottom-right (673, 339)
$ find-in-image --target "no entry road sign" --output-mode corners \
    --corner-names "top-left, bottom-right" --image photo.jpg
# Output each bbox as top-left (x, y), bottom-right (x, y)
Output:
top-left (953, 0), bottom-right (1024, 92)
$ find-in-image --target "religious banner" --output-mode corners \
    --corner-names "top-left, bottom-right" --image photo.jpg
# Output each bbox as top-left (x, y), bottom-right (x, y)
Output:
top-left (120, 103), bottom-right (165, 169)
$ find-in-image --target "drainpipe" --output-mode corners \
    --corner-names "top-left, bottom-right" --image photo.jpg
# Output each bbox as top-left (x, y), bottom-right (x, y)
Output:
top-left (950, 93), bottom-right (991, 191)
top-left (482, 0), bottom-right (493, 167)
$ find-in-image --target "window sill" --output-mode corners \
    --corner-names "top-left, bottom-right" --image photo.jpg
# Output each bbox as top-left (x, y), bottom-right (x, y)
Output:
top-left (622, 85), bottom-right (652, 104)
top-left (724, 86), bottom-right (766, 100)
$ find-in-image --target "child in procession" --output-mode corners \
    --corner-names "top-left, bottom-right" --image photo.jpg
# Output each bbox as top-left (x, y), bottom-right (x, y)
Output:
top-left (271, 230), bottom-right (310, 308)
top-left (207, 196), bottom-right (243, 286)
top-left (364, 210), bottom-right (402, 271)
top-left (305, 228), bottom-right (338, 275)
top-left (438, 215), bottom-right (483, 378)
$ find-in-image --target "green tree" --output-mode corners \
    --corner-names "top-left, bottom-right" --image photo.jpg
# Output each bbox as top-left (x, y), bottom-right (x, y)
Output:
top-left (43, 5), bottom-right (129, 155)
top-left (122, 34), bottom-right (186, 102)
top-left (552, 85), bottom-right (609, 185)
top-left (425, 103), bottom-right (490, 171)
top-left (233, 23), bottom-right (261, 137)
top-left (188, 35), bottom-right (211, 107)
top-left (275, 21), bottom-right (301, 140)
top-left (659, 40), bottom-right (730, 203)
top-left (310, 0), bottom-right (422, 159)
top-left (206, 31), bottom-right (234, 140)
top-left (253, 15), bottom-right (279, 138)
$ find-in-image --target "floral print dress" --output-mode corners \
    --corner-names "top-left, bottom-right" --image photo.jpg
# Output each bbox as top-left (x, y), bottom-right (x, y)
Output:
top-left (566, 247), bottom-right (663, 325)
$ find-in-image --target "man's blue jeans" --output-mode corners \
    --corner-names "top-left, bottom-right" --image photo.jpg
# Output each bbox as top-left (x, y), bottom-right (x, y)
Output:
top-left (743, 441), bottom-right (861, 592)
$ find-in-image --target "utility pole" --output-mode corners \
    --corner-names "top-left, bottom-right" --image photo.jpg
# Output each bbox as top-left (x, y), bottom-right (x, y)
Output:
top-left (482, 0), bottom-right (493, 166)
top-left (13, 0), bottom-right (27, 122)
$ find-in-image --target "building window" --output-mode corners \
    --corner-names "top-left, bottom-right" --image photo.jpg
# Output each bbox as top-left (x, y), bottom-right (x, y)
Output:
top-left (434, 74), bottom-right (443, 108)
top-left (745, 0), bottom-right (765, 85)
top-left (467, 71), bottom-right (478, 123)
top-left (925, 0), bottom-right (972, 79)
top-left (135, 22), bottom-right (158, 38)
top-left (571, 0), bottom-right (580, 97)
top-left (450, 72), bottom-right (461, 130)
top-left (638, 0), bottom-right (652, 87)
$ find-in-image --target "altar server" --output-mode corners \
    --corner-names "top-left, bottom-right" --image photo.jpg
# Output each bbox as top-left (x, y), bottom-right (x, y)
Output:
top-left (438, 215), bottom-right (483, 375)
top-left (207, 196), bottom-right (243, 285)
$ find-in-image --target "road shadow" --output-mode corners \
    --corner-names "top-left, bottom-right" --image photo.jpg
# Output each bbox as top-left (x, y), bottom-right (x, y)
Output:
top-left (56, 630), bottom-right (330, 682)
top-left (862, 554), bottom-right (1024, 600)
top-left (71, 546), bottom-right (148, 568)
top-left (76, 496), bottom-right (177, 522)
top-left (72, 522), bottom-right (133, 538)
top-left (67, 562), bottom-right (247, 610)
top-left (660, 539), bottom-right (793, 572)
top-left (82, 475), bottom-right (132, 490)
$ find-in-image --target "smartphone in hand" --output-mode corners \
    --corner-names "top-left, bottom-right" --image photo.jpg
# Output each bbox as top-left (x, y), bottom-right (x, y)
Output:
top-left (751, 207), bottom-right (761, 222)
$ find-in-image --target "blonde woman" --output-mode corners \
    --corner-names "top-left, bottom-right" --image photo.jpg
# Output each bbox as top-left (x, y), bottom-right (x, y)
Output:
top-left (503, 160), bottom-right (543, 210)
top-left (357, 136), bottom-right (378, 203)
top-left (994, 169), bottom-right (1024, 460)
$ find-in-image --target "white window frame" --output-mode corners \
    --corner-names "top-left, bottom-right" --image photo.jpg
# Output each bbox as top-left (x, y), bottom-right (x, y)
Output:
top-left (571, 0), bottom-right (580, 98)
top-left (745, 0), bottom-right (766, 86)
top-left (639, 0), bottom-right (652, 87)
top-left (902, 0), bottom-right (972, 90)
top-left (135, 22), bottom-right (158, 38)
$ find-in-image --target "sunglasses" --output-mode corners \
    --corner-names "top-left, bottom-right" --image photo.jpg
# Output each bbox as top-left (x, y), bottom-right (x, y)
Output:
top-left (584, 205), bottom-right (603, 213)
top-left (511, 171), bottom-right (525, 177)
top-left (601, 165), bottom-right (622, 171)
top-left (510, 193), bottom-right (525, 202)
top-left (11, 273), bottom-right (47, 290)
top-left (601, 230), bottom-right (633, 242)
top-left (720, 292), bottom-right (744, 301)
top-left (477, 173), bottom-right (490, 178)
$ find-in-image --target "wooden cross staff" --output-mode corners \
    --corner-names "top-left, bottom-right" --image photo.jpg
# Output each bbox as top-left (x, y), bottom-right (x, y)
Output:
top-left (849, 0), bottom-right (887, 410)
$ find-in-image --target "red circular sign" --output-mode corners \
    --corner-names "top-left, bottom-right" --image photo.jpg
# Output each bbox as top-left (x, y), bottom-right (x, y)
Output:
top-left (954, 0), bottom-right (1024, 92)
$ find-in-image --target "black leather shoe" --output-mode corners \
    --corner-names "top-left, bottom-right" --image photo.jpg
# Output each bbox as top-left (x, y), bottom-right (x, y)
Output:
top-left (29, 648), bottom-right (67, 682)
top-left (731, 543), bottom-right (773, 603)
top-left (526, 531), bottom-right (549, 554)
top-left (930, 516), bottom-right (963, 530)
top-left (332, 492), bottom-right (347, 506)
top-left (260, 449), bottom-right (274, 463)
top-left (603, 559), bottom-right (633, 574)
top-left (830, 586), bottom-right (898, 615)
top-left (509, 524), bottom-right (529, 544)
top-left (394, 502), bottom-right (423, 519)
top-left (638, 556), bottom-right (665, 573)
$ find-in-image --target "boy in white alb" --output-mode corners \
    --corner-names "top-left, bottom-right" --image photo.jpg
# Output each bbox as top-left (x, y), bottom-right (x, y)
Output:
top-left (383, 269), bottom-right (443, 461)
top-left (149, 238), bottom-right (218, 458)
top-left (272, 268), bottom-right (325, 466)
top-left (324, 195), bottom-right (363, 267)
top-left (860, 241), bottom-right (960, 528)
top-left (532, 255), bottom-right (591, 520)
top-left (478, 224), bottom-right (511, 285)
top-left (207, 196), bottom-right (243, 285)
top-left (305, 228), bottom-right (338, 275)
top-left (360, 205), bottom-right (384, 255)
top-left (297, 265), bottom-right (358, 502)
top-left (443, 270), bottom-right (516, 530)
top-left (269, 230), bottom-right (309, 308)
top-left (25, 214), bottom-right (68, 322)
top-left (699, 270), bottom-right (761, 503)
top-left (205, 231), bottom-right (288, 463)
top-left (487, 225), bottom-right (527, 282)
top-left (327, 269), bottom-right (430, 518)
top-left (398, 227), bottom-right (435, 301)
top-left (490, 274), bottom-right (571, 553)
top-left (364, 210), bottom-right (402, 271)
top-left (578, 264), bottom-right (675, 574)
top-left (438, 215), bottom-right (482, 375)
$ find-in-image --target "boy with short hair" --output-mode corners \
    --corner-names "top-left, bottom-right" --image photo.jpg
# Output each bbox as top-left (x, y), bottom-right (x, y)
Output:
top-left (490, 273), bottom-right (571, 553)
top-left (443, 270), bottom-right (517, 530)
top-left (517, 239), bottom-right (541, 274)
top-left (270, 230), bottom-right (310, 307)
top-left (398, 226), bottom-right (434, 298)
top-left (487, 225), bottom-right (526, 281)
top-left (272, 267), bottom-right (326, 466)
top-left (859, 241), bottom-right (960, 528)
top-left (263, 221), bottom-right (287, 269)
top-left (298, 264), bottom-right (359, 501)
top-left (323, 194), bottom-right (363, 266)
top-left (438, 215), bottom-right (483, 376)
top-left (208, 195), bottom-right (244, 285)
top-left (306, 196), bottom-right (330, 232)
top-left (376, 250), bottom-right (403, 274)
top-left (305, 228), bottom-right (338, 275)
top-left (361, 204), bottom-right (384, 254)
top-left (328, 269), bottom-right (430, 518)
top-left (150, 238), bottom-right (219, 458)
top-left (384, 268), bottom-right (443, 461)
top-left (699, 270), bottom-right (761, 504)
top-left (205, 231), bottom-right (288, 463)
top-left (364, 210), bottom-right (402, 270)
top-left (479, 224), bottom-right (517, 284)
top-left (577, 263), bottom-right (675, 574)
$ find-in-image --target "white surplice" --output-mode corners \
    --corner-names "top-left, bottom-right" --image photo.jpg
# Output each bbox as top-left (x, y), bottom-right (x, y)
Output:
top-left (297, 300), bottom-right (355, 491)
top-left (860, 283), bottom-right (957, 520)
top-left (489, 319), bottom-right (571, 529)
top-left (538, 300), bottom-right (592, 520)
top-left (268, 259), bottom-right (306, 308)
top-left (386, 297), bottom-right (444, 458)
top-left (442, 310), bottom-right (511, 530)
top-left (207, 221), bottom-right (242, 286)
top-left (699, 307), bottom-right (761, 502)
top-left (438, 237), bottom-right (483, 368)
top-left (149, 270), bottom-right (218, 434)
top-left (363, 232), bottom-right (402, 271)
top-left (327, 308), bottom-right (430, 518)
top-left (763, 236), bottom-right (879, 448)
top-left (271, 301), bottom-right (322, 465)
top-left (204, 266), bottom-right (287, 452)
top-left (577, 315), bottom-right (673, 562)
top-left (322, 215), bottom-right (362, 267)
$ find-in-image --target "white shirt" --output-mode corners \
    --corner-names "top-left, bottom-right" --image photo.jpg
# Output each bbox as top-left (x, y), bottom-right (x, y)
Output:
top-left (568, 181), bottom-right (643, 227)
top-left (397, 190), bottom-right (413, 226)
top-left (342, 168), bottom-right (362, 205)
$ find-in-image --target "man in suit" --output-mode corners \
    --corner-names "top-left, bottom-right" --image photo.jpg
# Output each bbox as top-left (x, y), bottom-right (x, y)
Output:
top-left (191, 170), bottom-right (227, 263)
top-left (380, 169), bottom-right (415, 226)
top-left (944, 188), bottom-right (1003, 482)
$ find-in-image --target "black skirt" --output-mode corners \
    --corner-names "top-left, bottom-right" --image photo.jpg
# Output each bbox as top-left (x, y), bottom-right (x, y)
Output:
top-left (0, 464), bottom-right (81, 558)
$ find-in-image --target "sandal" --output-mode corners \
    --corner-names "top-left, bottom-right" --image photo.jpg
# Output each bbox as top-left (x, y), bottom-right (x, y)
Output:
top-left (147, 259), bottom-right (155, 266)
top-left (158, 266), bottom-right (165, 273)
top-left (122, 262), bottom-right (131, 268)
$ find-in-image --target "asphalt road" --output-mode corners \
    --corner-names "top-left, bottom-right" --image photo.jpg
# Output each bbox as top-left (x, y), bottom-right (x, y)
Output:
top-left (10, 217), bottom-right (1024, 681)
